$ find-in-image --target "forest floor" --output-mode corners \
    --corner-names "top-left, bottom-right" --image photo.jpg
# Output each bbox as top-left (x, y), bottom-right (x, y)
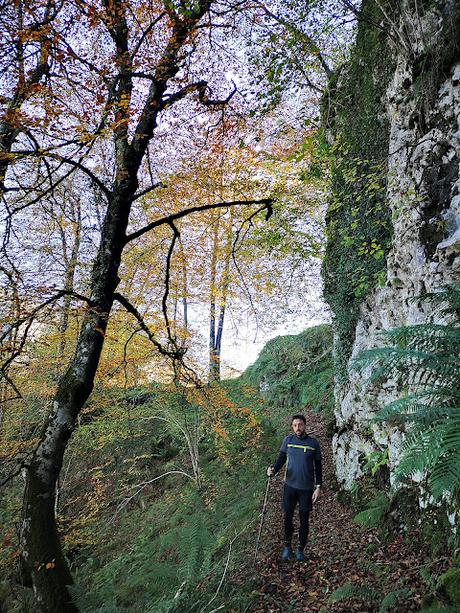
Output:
top-left (246, 410), bottom-right (449, 613)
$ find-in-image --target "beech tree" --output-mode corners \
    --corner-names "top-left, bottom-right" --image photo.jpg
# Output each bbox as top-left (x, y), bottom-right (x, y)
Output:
top-left (0, 1), bottom-right (272, 610)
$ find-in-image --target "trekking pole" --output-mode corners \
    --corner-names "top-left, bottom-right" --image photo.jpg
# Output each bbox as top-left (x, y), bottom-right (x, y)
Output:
top-left (253, 474), bottom-right (271, 564)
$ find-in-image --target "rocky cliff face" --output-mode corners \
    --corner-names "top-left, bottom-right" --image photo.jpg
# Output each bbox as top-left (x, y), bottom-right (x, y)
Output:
top-left (329, 1), bottom-right (460, 490)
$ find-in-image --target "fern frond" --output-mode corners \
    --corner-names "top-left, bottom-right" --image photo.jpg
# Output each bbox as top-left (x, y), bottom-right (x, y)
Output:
top-left (354, 492), bottom-right (389, 528)
top-left (393, 426), bottom-right (440, 482)
top-left (385, 324), bottom-right (460, 350)
top-left (375, 400), bottom-right (459, 426)
top-left (430, 446), bottom-right (460, 499)
top-left (378, 587), bottom-right (412, 612)
top-left (413, 283), bottom-right (460, 319)
top-left (178, 510), bottom-right (213, 584)
top-left (355, 284), bottom-right (460, 501)
top-left (417, 608), bottom-right (460, 613)
top-left (329, 582), bottom-right (380, 604)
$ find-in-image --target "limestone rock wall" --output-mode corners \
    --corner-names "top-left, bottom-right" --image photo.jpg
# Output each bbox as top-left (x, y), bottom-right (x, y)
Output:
top-left (333, 1), bottom-right (460, 490)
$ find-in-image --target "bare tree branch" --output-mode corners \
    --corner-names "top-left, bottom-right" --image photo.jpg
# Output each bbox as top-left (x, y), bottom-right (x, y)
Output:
top-left (161, 79), bottom-right (237, 110)
top-left (131, 12), bottom-right (168, 58)
top-left (229, 203), bottom-right (274, 340)
top-left (110, 470), bottom-right (195, 522)
top-left (0, 290), bottom-right (93, 345)
top-left (124, 198), bottom-right (272, 244)
top-left (9, 150), bottom-right (111, 197)
top-left (254, 0), bottom-right (332, 78)
top-left (132, 182), bottom-right (164, 201)
top-left (113, 292), bottom-right (184, 359)
top-left (0, 463), bottom-right (27, 489)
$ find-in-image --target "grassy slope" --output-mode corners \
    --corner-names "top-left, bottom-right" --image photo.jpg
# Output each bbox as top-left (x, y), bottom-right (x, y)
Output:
top-left (241, 324), bottom-right (334, 432)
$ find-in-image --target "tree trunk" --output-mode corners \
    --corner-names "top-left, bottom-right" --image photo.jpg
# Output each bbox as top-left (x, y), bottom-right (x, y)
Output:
top-left (209, 217), bottom-right (220, 381)
top-left (209, 212), bottom-right (232, 382)
top-left (179, 239), bottom-right (188, 332)
top-left (0, 270), bottom-right (21, 428)
top-left (20, 181), bottom-right (135, 611)
top-left (59, 201), bottom-right (82, 358)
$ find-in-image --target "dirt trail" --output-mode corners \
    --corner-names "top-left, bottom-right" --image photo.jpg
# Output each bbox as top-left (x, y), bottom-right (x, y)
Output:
top-left (249, 410), bottom-right (447, 612)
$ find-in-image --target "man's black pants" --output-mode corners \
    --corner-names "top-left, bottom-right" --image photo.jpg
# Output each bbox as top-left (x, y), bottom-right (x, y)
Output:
top-left (283, 484), bottom-right (313, 550)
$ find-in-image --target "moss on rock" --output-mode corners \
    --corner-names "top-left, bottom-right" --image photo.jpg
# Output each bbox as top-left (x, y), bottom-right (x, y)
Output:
top-left (321, 0), bottom-right (395, 383)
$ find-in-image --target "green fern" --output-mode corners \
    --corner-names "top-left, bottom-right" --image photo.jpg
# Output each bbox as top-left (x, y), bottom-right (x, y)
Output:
top-left (330, 584), bottom-right (413, 611)
top-left (177, 507), bottom-right (214, 584)
top-left (418, 608), bottom-right (460, 613)
top-left (329, 582), bottom-right (380, 604)
top-left (353, 283), bottom-right (460, 500)
top-left (354, 491), bottom-right (390, 528)
top-left (379, 588), bottom-right (412, 612)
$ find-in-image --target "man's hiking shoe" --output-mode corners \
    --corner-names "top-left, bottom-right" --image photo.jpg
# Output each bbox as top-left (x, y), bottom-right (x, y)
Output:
top-left (295, 548), bottom-right (305, 562)
top-left (281, 546), bottom-right (292, 561)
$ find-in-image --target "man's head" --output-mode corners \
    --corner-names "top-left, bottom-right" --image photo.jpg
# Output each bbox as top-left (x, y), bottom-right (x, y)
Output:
top-left (291, 414), bottom-right (306, 437)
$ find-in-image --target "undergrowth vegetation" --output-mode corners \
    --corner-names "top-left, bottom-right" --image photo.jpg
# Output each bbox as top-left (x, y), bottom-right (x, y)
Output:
top-left (69, 382), bottom-right (276, 612)
top-left (1, 381), bottom-right (270, 611)
top-left (1, 326), bottom-right (334, 612)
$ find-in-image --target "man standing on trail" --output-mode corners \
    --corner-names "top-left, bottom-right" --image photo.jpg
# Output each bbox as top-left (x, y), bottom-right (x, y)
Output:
top-left (267, 414), bottom-right (322, 562)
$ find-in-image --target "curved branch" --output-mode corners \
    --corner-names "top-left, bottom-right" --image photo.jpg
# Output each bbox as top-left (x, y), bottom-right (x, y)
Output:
top-left (230, 203), bottom-right (274, 339)
top-left (132, 181), bottom-right (164, 201)
top-left (110, 470), bottom-right (195, 521)
top-left (254, 0), bottom-right (332, 78)
top-left (8, 149), bottom-right (111, 197)
top-left (113, 292), bottom-right (185, 359)
top-left (0, 463), bottom-right (27, 489)
top-left (161, 79), bottom-right (237, 111)
top-left (0, 290), bottom-right (93, 344)
top-left (162, 222), bottom-right (180, 345)
top-left (124, 198), bottom-right (272, 244)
